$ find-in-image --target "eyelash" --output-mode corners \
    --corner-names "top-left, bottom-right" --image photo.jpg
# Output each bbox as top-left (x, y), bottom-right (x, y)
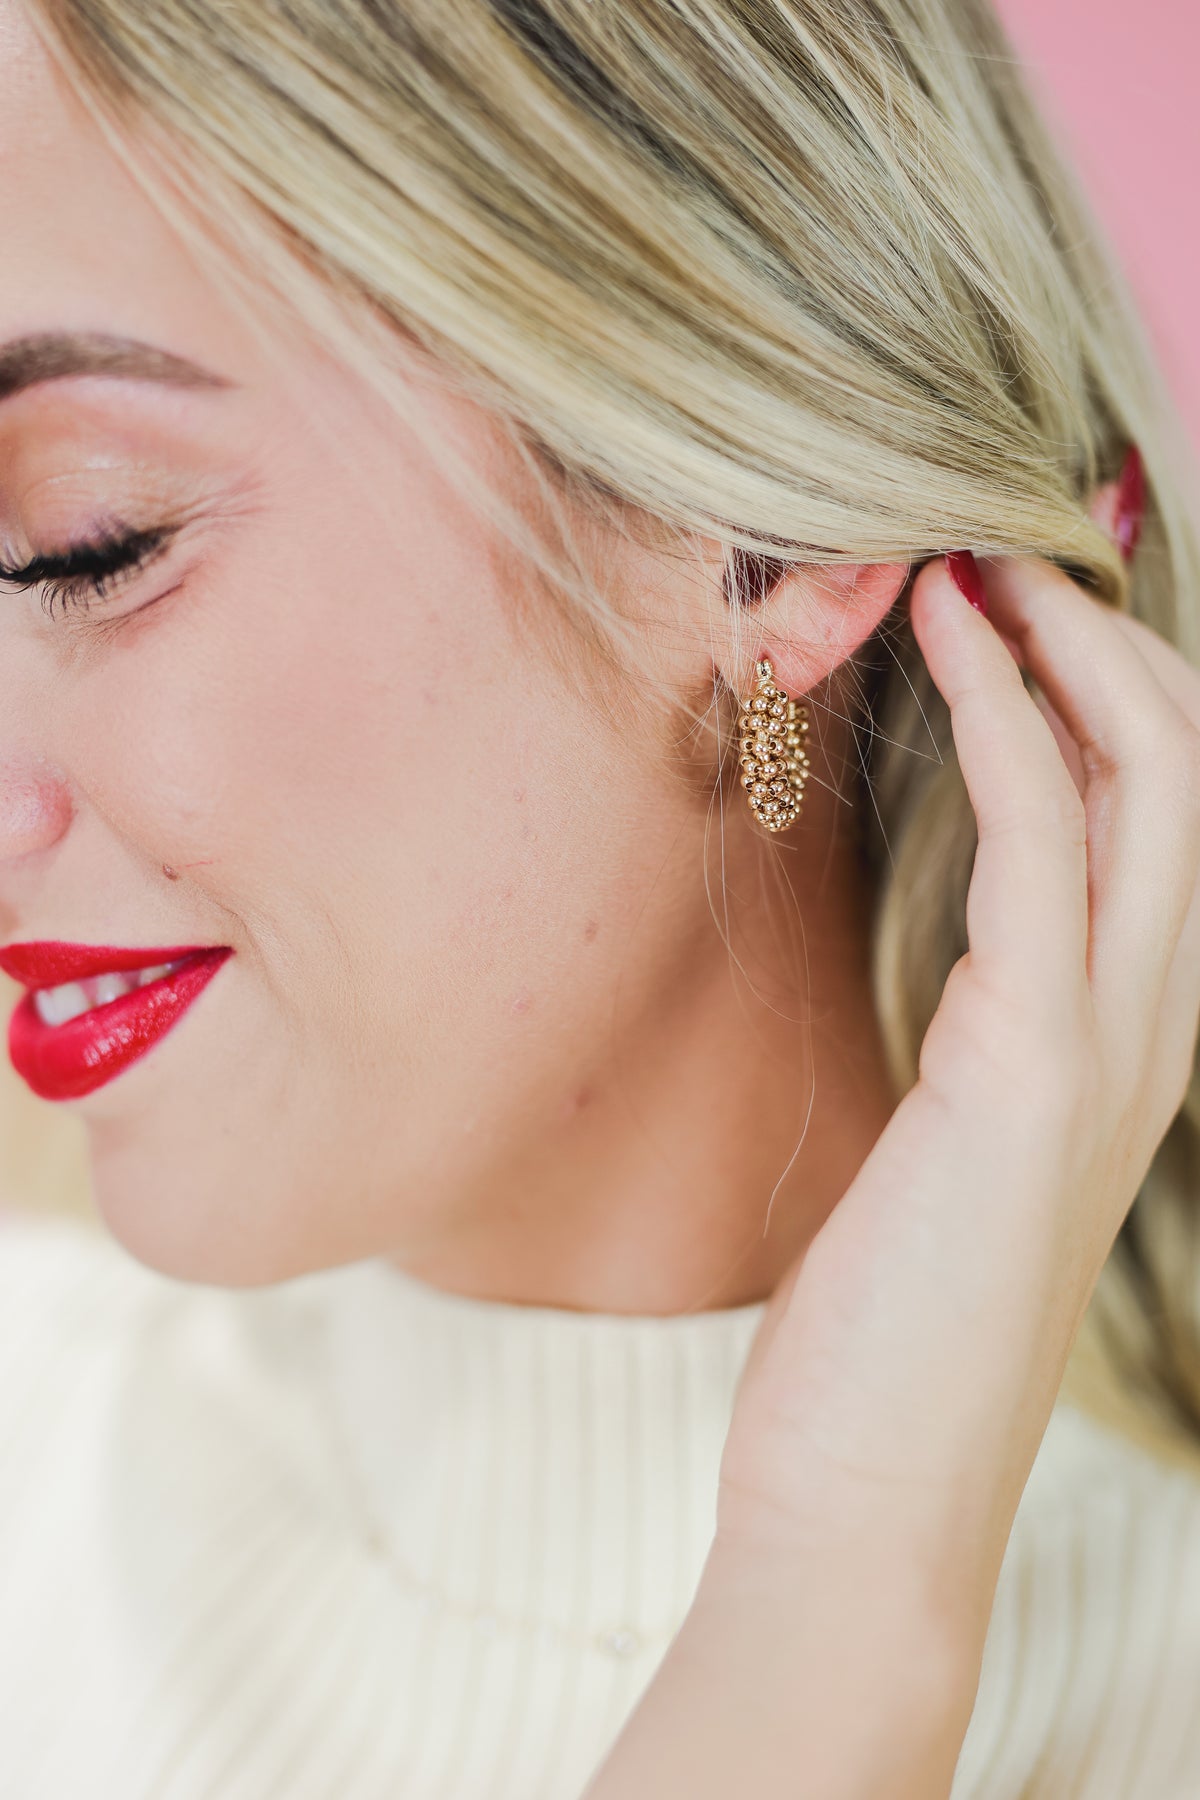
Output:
top-left (0, 522), bottom-right (175, 621)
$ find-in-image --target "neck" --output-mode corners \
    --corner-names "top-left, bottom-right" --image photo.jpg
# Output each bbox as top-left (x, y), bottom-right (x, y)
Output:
top-left (388, 702), bottom-right (897, 1315)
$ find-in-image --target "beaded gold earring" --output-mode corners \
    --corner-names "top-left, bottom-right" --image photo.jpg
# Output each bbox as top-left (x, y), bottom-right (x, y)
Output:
top-left (736, 657), bottom-right (811, 832)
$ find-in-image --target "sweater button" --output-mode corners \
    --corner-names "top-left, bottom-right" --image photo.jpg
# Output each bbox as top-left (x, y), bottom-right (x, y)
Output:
top-left (597, 1628), bottom-right (641, 1659)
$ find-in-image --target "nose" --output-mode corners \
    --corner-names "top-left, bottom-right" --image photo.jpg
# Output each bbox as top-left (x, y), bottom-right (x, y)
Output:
top-left (0, 757), bottom-right (73, 863)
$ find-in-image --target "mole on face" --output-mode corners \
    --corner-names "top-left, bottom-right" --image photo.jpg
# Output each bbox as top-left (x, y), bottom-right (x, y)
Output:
top-left (162, 860), bottom-right (216, 880)
top-left (582, 918), bottom-right (599, 943)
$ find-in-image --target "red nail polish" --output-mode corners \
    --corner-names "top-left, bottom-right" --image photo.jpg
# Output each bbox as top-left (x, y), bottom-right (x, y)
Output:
top-left (945, 551), bottom-right (988, 617)
top-left (1115, 443), bottom-right (1145, 563)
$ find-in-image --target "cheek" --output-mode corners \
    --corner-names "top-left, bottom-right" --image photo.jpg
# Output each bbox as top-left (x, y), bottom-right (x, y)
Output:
top-left (65, 535), bottom-right (609, 1020)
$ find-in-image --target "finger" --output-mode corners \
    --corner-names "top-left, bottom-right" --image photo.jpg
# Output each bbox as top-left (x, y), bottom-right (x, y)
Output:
top-left (1097, 607), bottom-right (1200, 1098)
top-left (1068, 509), bottom-right (1200, 1124)
top-left (1029, 684), bottom-right (1086, 800)
top-left (1024, 479), bottom-right (1120, 801)
top-left (1155, 868), bottom-right (1200, 1127)
top-left (908, 557), bottom-right (1090, 1022)
top-left (1097, 604), bottom-right (1200, 734)
top-left (1026, 479), bottom-right (1119, 798)
top-left (980, 556), bottom-right (1200, 1039)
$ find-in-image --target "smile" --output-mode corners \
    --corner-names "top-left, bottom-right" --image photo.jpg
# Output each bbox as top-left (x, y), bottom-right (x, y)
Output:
top-left (32, 958), bottom-right (194, 1026)
top-left (4, 947), bottom-right (233, 1102)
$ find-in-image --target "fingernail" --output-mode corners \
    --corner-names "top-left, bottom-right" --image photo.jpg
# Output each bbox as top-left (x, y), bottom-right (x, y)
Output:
top-left (945, 551), bottom-right (988, 617)
top-left (1115, 443), bottom-right (1146, 563)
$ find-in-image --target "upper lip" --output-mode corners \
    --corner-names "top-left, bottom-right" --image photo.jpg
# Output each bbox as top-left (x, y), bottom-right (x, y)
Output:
top-left (0, 941), bottom-right (226, 989)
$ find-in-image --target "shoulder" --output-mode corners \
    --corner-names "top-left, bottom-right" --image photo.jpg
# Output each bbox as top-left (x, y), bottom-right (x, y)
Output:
top-left (954, 1398), bottom-right (1200, 1799)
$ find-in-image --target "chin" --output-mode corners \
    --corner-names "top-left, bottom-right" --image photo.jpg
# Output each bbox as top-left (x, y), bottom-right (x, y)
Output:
top-left (85, 1149), bottom-right (302, 1291)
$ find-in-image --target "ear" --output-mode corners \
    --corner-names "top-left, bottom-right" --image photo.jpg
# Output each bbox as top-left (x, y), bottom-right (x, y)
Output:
top-left (713, 558), bottom-right (911, 700)
top-left (1088, 479), bottom-right (1121, 543)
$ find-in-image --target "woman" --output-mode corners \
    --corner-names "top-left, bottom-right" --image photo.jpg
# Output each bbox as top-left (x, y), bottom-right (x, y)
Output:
top-left (1, 0), bottom-right (1198, 1793)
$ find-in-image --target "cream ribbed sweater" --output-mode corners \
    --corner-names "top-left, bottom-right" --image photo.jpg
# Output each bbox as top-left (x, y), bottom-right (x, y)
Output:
top-left (2, 1211), bottom-right (1199, 1800)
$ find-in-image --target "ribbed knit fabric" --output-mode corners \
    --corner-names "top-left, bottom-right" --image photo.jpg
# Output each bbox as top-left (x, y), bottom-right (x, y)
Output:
top-left (2, 1210), bottom-right (1199, 1800)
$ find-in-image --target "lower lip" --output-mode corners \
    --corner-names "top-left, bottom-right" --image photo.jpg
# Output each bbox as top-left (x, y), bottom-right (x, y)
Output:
top-left (7, 947), bottom-right (233, 1101)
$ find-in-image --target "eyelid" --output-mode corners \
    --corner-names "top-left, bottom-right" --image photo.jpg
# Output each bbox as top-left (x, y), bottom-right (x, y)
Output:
top-left (0, 522), bottom-right (173, 589)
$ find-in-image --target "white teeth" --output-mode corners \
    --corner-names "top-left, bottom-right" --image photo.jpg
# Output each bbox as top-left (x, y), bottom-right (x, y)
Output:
top-left (32, 958), bottom-right (191, 1028)
top-left (90, 972), bottom-right (135, 1008)
top-left (34, 982), bottom-right (94, 1028)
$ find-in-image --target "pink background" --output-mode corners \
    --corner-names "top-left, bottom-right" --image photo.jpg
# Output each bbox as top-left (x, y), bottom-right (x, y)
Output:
top-left (997, 0), bottom-right (1200, 449)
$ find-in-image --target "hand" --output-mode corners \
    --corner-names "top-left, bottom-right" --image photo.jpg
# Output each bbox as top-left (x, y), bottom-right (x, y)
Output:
top-left (586, 533), bottom-right (1200, 1800)
top-left (713, 547), bottom-right (1200, 1646)
top-left (1011, 481), bottom-right (1144, 796)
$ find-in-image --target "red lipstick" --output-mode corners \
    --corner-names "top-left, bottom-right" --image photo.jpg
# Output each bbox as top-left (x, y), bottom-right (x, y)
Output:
top-left (0, 940), bottom-right (232, 1101)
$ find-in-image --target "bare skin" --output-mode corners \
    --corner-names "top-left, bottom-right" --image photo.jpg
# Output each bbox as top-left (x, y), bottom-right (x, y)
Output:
top-left (589, 548), bottom-right (1200, 1796)
top-left (5, 4), bottom-right (1200, 1796)
top-left (0, 0), bottom-right (903, 1308)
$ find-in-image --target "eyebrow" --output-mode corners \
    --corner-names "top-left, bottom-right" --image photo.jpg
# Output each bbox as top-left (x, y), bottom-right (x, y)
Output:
top-left (0, 331), bottom-right (235, 405)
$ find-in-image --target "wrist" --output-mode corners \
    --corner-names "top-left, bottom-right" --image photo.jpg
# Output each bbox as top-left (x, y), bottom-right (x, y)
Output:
top-left (700, 1523), bottom-right (989, 1722)
top-left (585, 1537), bottom-right (983, 1800)
top-left (713, 1452), bottom-right (1017, 1667)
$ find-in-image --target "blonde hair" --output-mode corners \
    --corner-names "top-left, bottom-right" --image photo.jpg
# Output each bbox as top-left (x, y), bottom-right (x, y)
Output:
top-left (17, 0), bottom-right (1200, 1466)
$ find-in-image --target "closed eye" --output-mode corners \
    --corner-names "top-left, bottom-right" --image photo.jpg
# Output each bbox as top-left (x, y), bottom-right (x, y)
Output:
top-left (0, 522), bottom-right (176, 619)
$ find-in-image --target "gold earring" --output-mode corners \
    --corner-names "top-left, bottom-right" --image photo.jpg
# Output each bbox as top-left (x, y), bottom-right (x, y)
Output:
top-left (736, 657), bottom-right (811, 832)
